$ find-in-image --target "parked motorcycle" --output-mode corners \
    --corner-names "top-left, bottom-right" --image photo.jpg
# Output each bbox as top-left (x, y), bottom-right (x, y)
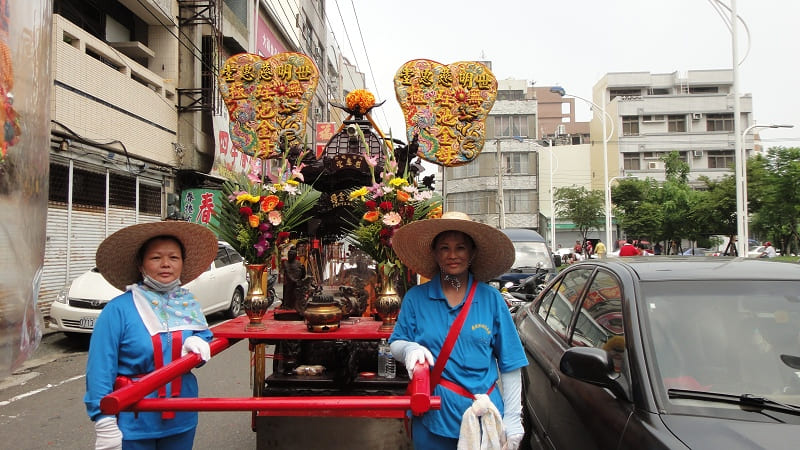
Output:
top-left (501, 267), bottom-right (552, 312)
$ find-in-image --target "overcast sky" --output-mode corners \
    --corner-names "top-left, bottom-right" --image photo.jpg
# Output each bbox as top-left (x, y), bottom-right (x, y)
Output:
top-left (328, 0), bottom-right (800, 150)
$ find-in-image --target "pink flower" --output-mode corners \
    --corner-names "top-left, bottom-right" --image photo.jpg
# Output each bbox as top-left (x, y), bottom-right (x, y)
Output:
top-left (268, 210), bottom-right (282, 225)
top-left (382, 211), bottom-right (402, 226)
top-left (291, 163), bottom-right (306, 182)
top-left (363, 153), bottom-right (379, 168)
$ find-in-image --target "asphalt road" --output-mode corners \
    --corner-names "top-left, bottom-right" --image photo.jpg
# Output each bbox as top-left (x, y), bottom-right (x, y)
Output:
top-left (0, 314), bottom-right (260, 449)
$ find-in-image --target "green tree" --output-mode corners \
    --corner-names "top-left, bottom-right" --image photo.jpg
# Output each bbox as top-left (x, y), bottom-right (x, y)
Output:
top-left (694, 174), bottom-right (738, 254)
top-left (612, 178), bottom-right (662, 243)
top-left (748, 147), bottom-right (800, 255)
top-left (554, 186), bottom-right (604, 244)
top-left (661, 151), bottom-right (690, 183)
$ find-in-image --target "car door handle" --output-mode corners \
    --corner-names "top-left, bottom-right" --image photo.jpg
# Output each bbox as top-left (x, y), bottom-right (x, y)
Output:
top-left (547, 367), bottom-right (560, 386)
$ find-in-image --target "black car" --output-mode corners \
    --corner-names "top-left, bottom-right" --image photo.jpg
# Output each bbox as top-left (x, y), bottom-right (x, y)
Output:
top-left (514, 256), bottom-right (800, 449)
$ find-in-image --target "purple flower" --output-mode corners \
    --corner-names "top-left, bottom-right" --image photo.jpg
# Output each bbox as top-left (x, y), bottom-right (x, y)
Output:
top-left (254, 238), bottom-right (270, 257)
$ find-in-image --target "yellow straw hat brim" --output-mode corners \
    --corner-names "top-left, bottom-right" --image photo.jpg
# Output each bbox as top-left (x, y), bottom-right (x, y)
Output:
top-left (96, 221), bottom-right (218, 291)
top-left (391, 212), bottom-right (515, 281)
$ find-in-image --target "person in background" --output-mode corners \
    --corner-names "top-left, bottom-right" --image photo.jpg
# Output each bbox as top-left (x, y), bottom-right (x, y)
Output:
top-left (594, 239), bottom-right (607, 259)
top-left (573, 240), bottom-right (582, 255)
top-left (585, 240), bottom-right (593, 258)
top-left (619, 238), bottom-right (639, 257)
top-left (85, 221), bottom-right (218, 450)
top-left (653, 242), bottom-right (663, 255)
top-left (389, 212), bottom-right (528, 450)
top-left (760, 241), bottom-right (777, 258)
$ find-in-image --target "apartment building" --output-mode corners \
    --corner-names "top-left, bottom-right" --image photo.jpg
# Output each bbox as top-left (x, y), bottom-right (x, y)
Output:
top-left (42, 0), bottom-right (336, 315)
top-left (592, 69), bottom-right (753, 189)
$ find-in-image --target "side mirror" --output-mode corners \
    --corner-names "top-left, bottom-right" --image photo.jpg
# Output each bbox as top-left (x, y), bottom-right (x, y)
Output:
top-left (559, 347), bottom-right (630, 400)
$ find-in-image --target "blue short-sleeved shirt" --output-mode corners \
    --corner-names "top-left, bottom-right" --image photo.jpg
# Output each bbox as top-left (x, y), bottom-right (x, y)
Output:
top-left (389, 273), bottom-right (528, 439)
top-left (84, 291), bottom-right (213, 441)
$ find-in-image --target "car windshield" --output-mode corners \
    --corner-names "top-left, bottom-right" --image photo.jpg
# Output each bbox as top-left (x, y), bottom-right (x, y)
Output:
top-left (511, 241), bottom-right (554, 270)
top-left (642, 280), bottom-right (800, 407)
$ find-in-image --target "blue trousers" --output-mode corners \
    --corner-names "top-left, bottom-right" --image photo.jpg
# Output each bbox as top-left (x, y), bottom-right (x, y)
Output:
top-left (122, 428), bottom-right (196, 450)
top-left (412, 416), bottom-right (458, 449)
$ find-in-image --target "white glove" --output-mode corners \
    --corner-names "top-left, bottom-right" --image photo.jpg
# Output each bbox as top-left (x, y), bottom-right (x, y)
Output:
top-left (389, 340), bottom-right (435, 378)
top-left (504, 433), bottom-right (523, 450)
top-left (182, 335), bottom-right (211, 361)
top-left (95, 416), bottom-right (122, 450)
top-left (404, 345), bottom-right (435, 378)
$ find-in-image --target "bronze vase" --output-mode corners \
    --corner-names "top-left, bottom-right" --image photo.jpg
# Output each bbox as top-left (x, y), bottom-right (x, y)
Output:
top-left (375, 270), bottom-right (402, 332)
top-left (244, 263), bottom-right (270, 331)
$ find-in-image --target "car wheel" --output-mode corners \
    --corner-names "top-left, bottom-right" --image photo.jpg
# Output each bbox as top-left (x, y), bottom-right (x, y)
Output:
top-left (226, 287), bottom-right (244, 319)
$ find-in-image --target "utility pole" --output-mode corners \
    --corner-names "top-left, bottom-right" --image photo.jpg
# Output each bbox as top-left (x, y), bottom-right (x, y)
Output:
top-left (496, 139), bottom-right (505, 229)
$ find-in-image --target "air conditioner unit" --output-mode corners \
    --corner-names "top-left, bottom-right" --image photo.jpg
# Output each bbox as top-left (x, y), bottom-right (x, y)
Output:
top-left (648, 161), bottom-right (658, 170)
top-left (693, 150), bottom-right (704, 158)
top-left (692, 113), bottom-right (702, 120)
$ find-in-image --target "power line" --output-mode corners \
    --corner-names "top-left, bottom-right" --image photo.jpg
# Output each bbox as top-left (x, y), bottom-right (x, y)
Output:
top-left (347, 0), bottom-right (389, 128)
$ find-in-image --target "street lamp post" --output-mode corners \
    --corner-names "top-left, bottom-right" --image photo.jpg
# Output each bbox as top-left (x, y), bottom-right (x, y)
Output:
top-left (496, 139), bottom-right (505, 229)
top-left (550, 86), bottom-right (616, 249)
top-left (739, 123), bottom-right (794, 251)
top-left (547, 139), bottom-right (558, 252)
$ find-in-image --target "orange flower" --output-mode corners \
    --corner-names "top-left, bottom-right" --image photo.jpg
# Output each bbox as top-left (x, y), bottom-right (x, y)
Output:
top-left (396, 190), bottom-right (410, 203)
top-left (248, 214), bottom-right (261, 227)
top-left (427, 206), bottom-right (443, 219)
top-left (346, 89), bottom-right (376, 114)
top-left (261, 195), bottom-right (280, 212)
top-left (363, 210), bottom-right (380, 223)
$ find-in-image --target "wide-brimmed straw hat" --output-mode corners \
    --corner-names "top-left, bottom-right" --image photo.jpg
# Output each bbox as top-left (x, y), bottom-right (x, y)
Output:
top-left (96, 221), bottom-right (218, 290)
top-left (391, 211), bottom-right (515, 281)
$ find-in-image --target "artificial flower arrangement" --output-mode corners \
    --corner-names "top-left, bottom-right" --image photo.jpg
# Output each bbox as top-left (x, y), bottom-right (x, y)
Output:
top-left (345, 89), bottom-right (376, 116)
top-left (213, 150), bottom-right (321, 267)
top-left (346, 140), bottom-right (442, 283)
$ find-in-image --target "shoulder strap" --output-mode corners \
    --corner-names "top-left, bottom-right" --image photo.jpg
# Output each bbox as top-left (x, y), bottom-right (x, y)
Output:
top-left (430, 281), bottom-right (478, 389)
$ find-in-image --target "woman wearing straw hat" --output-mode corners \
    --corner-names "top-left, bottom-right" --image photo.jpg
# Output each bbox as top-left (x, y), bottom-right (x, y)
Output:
top-left (84, 221), bottom-right (218, 450)
top-left (390, 212), bottom-right (528, 450)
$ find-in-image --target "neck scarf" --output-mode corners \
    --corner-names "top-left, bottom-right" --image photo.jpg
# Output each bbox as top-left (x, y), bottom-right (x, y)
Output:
top-left (129, 284), bottom-right (208, 336)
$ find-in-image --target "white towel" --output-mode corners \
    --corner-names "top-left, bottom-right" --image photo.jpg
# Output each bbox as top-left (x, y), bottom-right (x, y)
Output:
top-left (457, 394), bottom-right (507, 450)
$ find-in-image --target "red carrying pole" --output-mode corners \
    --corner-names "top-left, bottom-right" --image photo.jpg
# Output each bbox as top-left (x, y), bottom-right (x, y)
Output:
top-left (100, 347), bottom-right (440, 418)
top-left (100, 337), bottom-right (234, 415)
top-left (129, 395), bottom-right (441, 418)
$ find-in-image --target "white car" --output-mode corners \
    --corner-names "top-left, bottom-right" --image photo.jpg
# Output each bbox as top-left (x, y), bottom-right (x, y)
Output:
top-left (49, 241), bottom-right (248, 336)
top-left (748, 245), bottom-right (780, 258)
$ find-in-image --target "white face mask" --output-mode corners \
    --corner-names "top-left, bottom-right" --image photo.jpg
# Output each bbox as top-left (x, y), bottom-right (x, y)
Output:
top-left (142, 273), bottom-right (182, 293)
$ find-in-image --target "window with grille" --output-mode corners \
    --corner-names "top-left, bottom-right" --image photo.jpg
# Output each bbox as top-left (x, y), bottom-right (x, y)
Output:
top-left (623, 154), bottom-right (641, 170)
top-left (622, 116), bottom-right (639, 136)
top-left (707, 150), bottom-right (734, 169)
top-left (667, 115), bottom-right (687, 132)
top-left (71, 166), bottom-right (106, 210)
top-left (706, 113), bottom-right (734, 132)
top-left (494, 115), bottom-right (529, 137)
top-left (505, 190), bottom-right (531, 213)
top-left (504, 152), bottom-right (529, 175)
top-left (497, 90), bottom-right (524, 101)
top-left (452, 161), bottom-right (479, 178)
top-left (139, 183), bottom-right (161, 215)
top-left (609, 88), bottom-right (641, 100)
top-left (49, 162), bottom-right (162, 214)
top-left (449, 192), bottom-right (488, 215)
